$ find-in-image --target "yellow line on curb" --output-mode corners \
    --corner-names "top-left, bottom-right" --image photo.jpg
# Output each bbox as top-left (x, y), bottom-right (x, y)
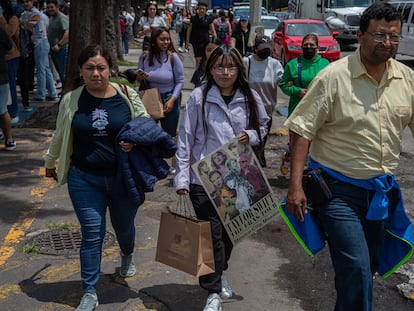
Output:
top-left (0, 205), bottom-right (41, 267)
top-left (0, 168), bottom-right (55, 268)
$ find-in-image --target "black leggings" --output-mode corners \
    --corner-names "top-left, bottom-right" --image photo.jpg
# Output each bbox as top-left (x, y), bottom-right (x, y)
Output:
top-left (189, 184), bottom-right (233, 294)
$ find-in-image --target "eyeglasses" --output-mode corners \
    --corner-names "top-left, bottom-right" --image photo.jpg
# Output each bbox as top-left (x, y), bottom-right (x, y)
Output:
top-left (213, 66), bottom-right (238, 74)
top-left (365, 31), bottom-right (401, 44)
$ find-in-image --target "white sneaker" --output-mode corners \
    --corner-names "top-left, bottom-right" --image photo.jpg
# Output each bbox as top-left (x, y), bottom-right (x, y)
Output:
top-left (203, 293), bottom-right (222, 311)
top-left (220, 274), bottom-right (233, 299)
top-left (119, 253), bottom-right (136, 277)
top-left (75, 292), bottom-right (98, 311)
top-left (178, 47), bottom-right (184, 52)
top-left (185, 48), bottom-right (189, 53)
top-left (11, 116), bottom-right (19, 124)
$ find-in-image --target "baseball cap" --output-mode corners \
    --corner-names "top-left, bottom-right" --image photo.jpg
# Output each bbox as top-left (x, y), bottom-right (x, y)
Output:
top-left (255, 35), bottom-right (272, 50)
top-left (239, 15), bottom-right (249, 21)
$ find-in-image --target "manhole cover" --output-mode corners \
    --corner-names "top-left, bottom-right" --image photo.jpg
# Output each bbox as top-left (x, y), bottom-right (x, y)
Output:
top-left (28, 229), bottom-right (116, 256)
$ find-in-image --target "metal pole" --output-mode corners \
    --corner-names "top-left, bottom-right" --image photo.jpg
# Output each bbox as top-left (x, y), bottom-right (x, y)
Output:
top-left (248, 0), bottom-right (264, 47)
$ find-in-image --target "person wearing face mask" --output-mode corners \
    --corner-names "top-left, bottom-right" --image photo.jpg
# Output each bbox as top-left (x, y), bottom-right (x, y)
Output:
top-left (244, 35), bottom-right (284, 167)
top-left (278, 33), bottom-right (330, 175)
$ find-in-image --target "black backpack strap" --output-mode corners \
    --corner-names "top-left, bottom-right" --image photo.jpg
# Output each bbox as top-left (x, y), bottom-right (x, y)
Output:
top-left (297, 56), bottom-right (303, 88)
top-left (248, 55), bottom-right (251, 79)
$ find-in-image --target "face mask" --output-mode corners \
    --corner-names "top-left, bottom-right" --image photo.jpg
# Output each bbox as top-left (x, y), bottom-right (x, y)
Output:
top-left (257, 48), bottom-right (271, 59)
top-left (302, 47), bottom-right (317, 60)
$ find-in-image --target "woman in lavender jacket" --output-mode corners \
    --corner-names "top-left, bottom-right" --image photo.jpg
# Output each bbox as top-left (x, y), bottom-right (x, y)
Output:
top-left (137, 26), bottom-right (184, 172)
top-left (174, 45), bottom-right (269, 311)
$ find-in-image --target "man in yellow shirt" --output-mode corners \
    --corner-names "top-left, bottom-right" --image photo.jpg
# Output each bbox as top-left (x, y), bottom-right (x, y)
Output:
top-left (284, 2), bottom-right (414, 310)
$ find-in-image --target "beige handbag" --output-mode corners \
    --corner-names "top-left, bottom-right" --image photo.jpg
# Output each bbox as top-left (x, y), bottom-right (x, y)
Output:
top-left (138, 82), bottom-right (165, 120)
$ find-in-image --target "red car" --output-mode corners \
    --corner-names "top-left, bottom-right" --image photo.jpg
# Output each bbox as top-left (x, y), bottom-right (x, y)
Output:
top-left (271, 19), bottom-right (341, 66)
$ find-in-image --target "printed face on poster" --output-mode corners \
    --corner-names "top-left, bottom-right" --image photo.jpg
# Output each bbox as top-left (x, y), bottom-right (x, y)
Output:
top-left (192, 138), bottom-right (279, 244)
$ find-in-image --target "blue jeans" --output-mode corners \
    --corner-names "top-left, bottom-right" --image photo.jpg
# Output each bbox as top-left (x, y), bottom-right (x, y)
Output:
top-left (122, 29), bottom-right (129, 54)
top-left (6, 58), bottom-right (20, 118)
top-left (34, 39), bottom-right (57, 100)
top-left (50, 46), bottom-right (67, 85)
top-left (313, 175), bottom-right (387, 311)
top-left (67, 165), bottom-right (138, 293)
top-left (160, 91), bottom-right (181, 137)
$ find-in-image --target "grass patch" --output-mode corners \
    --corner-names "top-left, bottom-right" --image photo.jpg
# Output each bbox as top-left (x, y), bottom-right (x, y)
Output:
top-left (47, 222), bottom-right (80, 231)
top-left (18, 242), bottom-right (39, 254)
top-left (117, 60), bottom-right (136, 67)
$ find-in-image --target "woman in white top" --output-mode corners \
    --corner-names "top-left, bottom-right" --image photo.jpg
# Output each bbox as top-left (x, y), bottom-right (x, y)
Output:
top-left (138, 2), bottom-right (166, 51)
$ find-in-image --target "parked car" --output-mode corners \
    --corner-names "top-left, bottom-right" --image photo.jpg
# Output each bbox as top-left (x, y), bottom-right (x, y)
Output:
top-left (271, 19), bottom-right (341, 66)
top-left (269, 11), bottom-right (295, 20)
top-left (232, 5), bottom-right (268, 21)
top-left (261, 15), bottom-right (281, 38)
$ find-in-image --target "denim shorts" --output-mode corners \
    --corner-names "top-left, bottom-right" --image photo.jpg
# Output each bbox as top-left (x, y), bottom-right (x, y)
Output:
top-left (0, 83), bottom-right (10, 114)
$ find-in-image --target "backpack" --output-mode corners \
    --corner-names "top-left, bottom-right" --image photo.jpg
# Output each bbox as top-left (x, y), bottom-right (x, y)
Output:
top-left (215, 18), bottom-right (228, 41)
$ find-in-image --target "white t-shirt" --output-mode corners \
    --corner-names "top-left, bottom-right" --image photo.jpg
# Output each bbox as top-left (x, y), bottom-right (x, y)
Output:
top-left (139, 16), bottom-right (167, 37)
top-left (244, 55), bottom-right (284, 115)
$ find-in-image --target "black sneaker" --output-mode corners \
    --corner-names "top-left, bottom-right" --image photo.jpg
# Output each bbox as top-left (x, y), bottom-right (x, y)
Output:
top-left (5, 140), bottom-right (16, 151)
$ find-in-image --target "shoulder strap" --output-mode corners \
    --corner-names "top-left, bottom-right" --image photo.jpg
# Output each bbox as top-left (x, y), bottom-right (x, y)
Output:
top-left (248, 56), bottom-right (251, 79)
top-left (297, 56), bottom-right (303, 88)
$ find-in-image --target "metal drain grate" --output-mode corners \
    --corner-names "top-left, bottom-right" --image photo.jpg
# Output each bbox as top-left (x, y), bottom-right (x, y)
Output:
top-left (28, 229), bottom-right (116, 256)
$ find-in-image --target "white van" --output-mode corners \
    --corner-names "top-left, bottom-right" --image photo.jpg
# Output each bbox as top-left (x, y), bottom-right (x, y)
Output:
top-left (388, 0), bottom-right (414, 57)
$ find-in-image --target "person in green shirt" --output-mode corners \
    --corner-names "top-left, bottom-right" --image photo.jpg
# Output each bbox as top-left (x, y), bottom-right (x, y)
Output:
top-left (280, 33), bottom-right (330, 116)
top-left (278, 33), bottom-right (330, 175)
top-left (46, 0), bottom-right (69, 86)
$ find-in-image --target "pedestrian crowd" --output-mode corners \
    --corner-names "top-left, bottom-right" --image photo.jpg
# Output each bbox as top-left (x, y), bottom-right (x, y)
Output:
top-left (37, 1), bottom-right (414, 311)
top-left (0, 0), bottom-right (70, 151)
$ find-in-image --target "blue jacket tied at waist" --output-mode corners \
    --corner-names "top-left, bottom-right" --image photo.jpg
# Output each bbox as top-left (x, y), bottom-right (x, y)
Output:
top-left (116, 117), bottom-right (177, 207)
top-left (279, 158), bottom-right (413, 278)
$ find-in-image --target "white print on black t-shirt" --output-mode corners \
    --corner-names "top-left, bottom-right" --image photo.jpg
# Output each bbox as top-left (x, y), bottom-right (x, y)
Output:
top-left (92, 108), bottom-right (109, 136)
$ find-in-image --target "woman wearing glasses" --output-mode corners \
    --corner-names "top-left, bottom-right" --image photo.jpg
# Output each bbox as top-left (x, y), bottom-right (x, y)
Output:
top-left (174, 45), bottom-right (269, 311)
top-left (138, 2), bottom-right (166, 51)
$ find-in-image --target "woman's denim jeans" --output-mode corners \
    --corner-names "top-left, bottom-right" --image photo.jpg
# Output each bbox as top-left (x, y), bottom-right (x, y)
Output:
top-left (6, 57), bottom-right (20, 118)
top-left (314, 176), bottom-right (387, 311)
top-left (33, 39), bottom-right (57, 100)
top-left (160, 91), bottom-right (181, 137)
top-left (68, 165), bottom-right (138, 293)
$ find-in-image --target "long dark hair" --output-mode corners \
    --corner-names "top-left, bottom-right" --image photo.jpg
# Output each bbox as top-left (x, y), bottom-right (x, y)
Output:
top-left (147, 27), bottom-right (179, 66)
top-left (202, 45), bottom-right (262, 146)
top-left (0, 0), bottom-right (15, 22)
top-left (143, 1), bottom-right (161, 17)
top-left (199, 36), bottom-right (222, 72)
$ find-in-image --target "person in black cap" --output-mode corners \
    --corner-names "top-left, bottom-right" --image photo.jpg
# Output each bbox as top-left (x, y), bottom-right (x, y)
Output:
top-left (244, 34), bottom-right (284, 167)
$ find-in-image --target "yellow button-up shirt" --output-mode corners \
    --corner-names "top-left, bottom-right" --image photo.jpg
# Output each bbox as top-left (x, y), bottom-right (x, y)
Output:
top-left (285, 48), bottom-right (414, 179)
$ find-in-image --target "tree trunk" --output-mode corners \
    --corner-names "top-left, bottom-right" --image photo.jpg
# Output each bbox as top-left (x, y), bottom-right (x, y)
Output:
top-left (66, 0), bottom-right (120, 92)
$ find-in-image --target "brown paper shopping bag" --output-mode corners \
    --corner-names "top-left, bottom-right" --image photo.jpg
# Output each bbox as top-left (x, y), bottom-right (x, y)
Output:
top-left (139, 87), bottom-right (165, 120)
top-left (156, 212), bottom-right (215, 277)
